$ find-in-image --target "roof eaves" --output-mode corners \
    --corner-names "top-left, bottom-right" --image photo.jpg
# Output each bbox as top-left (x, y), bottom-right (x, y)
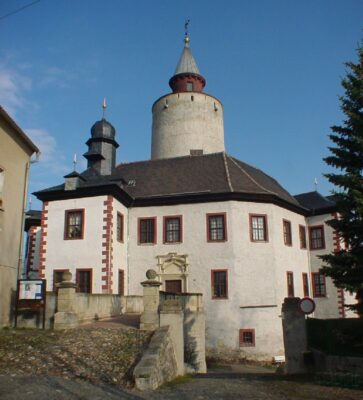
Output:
top-left (0, 106), bottom-right (40, 155)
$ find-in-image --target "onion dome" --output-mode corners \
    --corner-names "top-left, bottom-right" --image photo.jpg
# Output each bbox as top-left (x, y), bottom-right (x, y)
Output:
top-left (90, 118), bottom-right (116, 140)
top-left (169, 34), bottom-right (206, 93)
top-left (84, 110), bottom-right (119, 176)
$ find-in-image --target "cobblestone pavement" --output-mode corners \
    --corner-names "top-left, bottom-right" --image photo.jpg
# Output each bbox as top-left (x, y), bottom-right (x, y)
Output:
top-left (0, 323), bottom-right (151, 389)
top-left (1, 364), bottom-right (363, 400)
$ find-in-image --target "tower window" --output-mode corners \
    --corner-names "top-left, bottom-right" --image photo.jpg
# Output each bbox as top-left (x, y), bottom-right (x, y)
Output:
top-left (64, 209), bottom-right (84, 240)
top-left (138, 217), bottom-right (157, 244)
top-left (187, 81), bottom-right (193, 91)
top-left (299, 225), bottom-right (307, 249)
top-left (76, 269), bottom-right (92, 293)
top-left (117, 212), bottom-right (124, 242)
top-left (312, 271), bottom-right (327, 297)
top-left (302, 273), bottom-right (309, 297)
top-left (207, 213), bottom-right (227, 242)
top-left (287, 271), bottom-right (294, 297)
top-left (211, 269), bottom-right (228, 299)
top-left (250, 214), bottom-right (268, 242)
top-left (283, 219), bottom-right (292, 246)
top-left (164, 215), bottom-right (182, 243)
top-left (309, 226), bottom-right (325, 250)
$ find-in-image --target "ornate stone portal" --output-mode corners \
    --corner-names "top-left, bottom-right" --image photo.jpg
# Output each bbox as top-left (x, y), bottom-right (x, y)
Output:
top-left (156, 253), bottom-right (189, 292)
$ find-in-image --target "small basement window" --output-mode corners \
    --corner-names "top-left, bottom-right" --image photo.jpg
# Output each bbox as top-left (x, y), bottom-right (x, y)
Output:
top-left (239, 329), bottom-right (255, 347)
top-left (190, 149), bottom-right (203, 156)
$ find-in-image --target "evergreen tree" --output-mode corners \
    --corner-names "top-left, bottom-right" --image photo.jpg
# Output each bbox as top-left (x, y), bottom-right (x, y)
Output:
top-left (321, 43), bottom-right (363, 316)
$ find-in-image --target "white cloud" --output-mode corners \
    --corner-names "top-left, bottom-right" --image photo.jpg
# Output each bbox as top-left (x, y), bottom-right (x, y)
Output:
top-left (0, 66), bottom-right (31, 115)
top-left (39, 66), bottom-right (74, 89)
top-left (26, 128), bottom-right (68, 174)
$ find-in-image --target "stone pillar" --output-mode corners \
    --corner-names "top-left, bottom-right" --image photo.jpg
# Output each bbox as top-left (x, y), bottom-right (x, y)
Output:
top-left (54, 271), bottom-right (78, 330)
top-left (160, 299), bottom-right (184, 376)
top-left (140, 270), bottom-right (162, 331)
top-left (281, 297), bottom-right (308, 374)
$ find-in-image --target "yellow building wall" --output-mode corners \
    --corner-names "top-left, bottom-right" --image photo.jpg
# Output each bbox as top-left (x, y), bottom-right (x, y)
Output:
top-left (0, 118), bottom-right (32, 327)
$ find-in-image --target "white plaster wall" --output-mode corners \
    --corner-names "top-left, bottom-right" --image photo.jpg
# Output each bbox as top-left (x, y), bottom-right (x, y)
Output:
top-left (151, 92), bottom-right (225, 159)
top-left (307, 214), bottom-right (340, 318)
top-left (128, 200), bottom-right (310, 359)
top-left (112, 199), bottom-right (128, 294)
top-left (45, 196), bottom-right (106, 292)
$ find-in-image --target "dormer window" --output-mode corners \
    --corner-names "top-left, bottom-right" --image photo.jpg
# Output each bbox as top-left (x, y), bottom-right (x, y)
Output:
top-left (186, 81), bottom-right (193, 92)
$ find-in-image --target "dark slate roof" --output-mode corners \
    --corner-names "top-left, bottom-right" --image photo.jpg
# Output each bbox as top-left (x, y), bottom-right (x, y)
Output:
top-left (294, 191), bottom-right (336, 215)
top-left (35, 152), bottom-right (307, 214)
top-left (24, 210), bottom-right (42, 232)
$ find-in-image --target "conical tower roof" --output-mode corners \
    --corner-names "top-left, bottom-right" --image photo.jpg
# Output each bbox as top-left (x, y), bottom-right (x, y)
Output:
top-left (169, 34), bottom-right (206, 93)
top-left (174, 45), bottom-right (201, 75)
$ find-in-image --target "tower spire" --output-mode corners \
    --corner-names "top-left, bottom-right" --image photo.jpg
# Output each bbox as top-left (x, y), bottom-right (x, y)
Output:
top-left (169, 21), bottom-right (206, 93)
top-left (102, 97), bottom-right (107, 120)
top-left (184, 19), bottom-right (190, 47)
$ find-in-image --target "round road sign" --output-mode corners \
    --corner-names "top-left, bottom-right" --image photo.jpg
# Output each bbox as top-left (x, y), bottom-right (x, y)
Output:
top-left (299, 297), bottom-right (315, 314)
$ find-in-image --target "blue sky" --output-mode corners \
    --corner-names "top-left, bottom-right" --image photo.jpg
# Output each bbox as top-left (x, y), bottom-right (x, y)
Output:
top-left (0, 0), bottom-right (362, 210)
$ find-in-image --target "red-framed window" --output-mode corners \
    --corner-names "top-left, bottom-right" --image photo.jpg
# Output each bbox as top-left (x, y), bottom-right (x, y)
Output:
top-left (312, 272), bottom-right (327, 297)
top-left (299, 225), bottom-right (307, 249)
top-left (117, 212), bottom-right (124, 242)
top-left (302, 273), bottom-right (309, 297)
top-left (239, 329), bottom-right (255, 347)
top-left (53, 269), bottom-right (68, 292)
top-left (138, 217), bottom-right (157, 244)
top-left (118, 269), bottom-right (124, 296)
top-left (283, 219), bottom-right (292, 246)
top-left (287, 271), bottom-right (294, 297)
top-left (163, 215), bottom-right (182, 243)
top-left (64, 209), bottom-right (85, 240)
top-left (76, 269), bottom-right (92, 293)
top-left (249, 214), bottom-right (268, 242)
top-left (207, 213), bottom-right (227, 242)
top-left (309, 226), bottom-right (325, 250)
top-left (211, 269), bottom-right (228, 299)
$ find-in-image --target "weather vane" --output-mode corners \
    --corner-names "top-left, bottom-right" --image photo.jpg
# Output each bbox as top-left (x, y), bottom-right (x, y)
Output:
top-left (314, 177), bottom-right (318, 192)
top-left (184, 19), bottom-right (190, 46)
top-left (73, 153), bottom-right (77, 172)
top-left (102, 97), bottom-right (107, 119)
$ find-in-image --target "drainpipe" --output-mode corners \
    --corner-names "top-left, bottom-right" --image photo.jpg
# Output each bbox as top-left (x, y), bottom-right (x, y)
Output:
top-left (17, 161), bottom-right (30, 281)
top-left (17, 153), bottom-right (40, 281)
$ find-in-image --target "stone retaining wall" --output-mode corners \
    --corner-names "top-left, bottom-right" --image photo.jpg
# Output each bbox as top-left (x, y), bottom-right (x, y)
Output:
top-left (16, 292), bottom-right (142, 330)
top-left (75, 294), bottom-right (123, 323)
top-left (15, 292), bottom-right (57, 329)
top-left (134, 326), bottom-right (178, 390)
top-left (312, 349), bottom-right (363, 375)
top-left (124, 295), bottom-right (143, 314)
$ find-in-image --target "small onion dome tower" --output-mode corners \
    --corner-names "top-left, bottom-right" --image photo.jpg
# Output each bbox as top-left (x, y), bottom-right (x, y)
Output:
top-left (83, 102), bottom-right (119, 175)
top-left (151, 30), bottom-right (225, 160)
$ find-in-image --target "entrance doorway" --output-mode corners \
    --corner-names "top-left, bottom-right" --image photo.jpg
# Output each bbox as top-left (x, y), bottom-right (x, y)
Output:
top-left (165, 279), bottom-right (182, 293)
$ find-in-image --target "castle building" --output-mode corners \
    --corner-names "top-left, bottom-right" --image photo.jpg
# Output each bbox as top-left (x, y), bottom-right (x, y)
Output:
top-left (32, 33), bottom-right (354, 359)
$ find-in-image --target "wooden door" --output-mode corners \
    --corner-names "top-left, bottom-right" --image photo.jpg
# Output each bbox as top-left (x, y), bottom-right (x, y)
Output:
top-left (165, 280), bottom-right (182, 294)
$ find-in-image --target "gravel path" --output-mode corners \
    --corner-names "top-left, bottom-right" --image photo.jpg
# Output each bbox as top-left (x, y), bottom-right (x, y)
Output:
top-left (1, 364), bottom-right (363, 400)
top-left (0, 326), bottom-right (151, 388)
top-left (1, 325), bottom-right (362, 400)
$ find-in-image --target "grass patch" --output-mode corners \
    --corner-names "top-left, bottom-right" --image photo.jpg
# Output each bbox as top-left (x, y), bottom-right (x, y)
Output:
top-left (316, 372), bottom-right (363, 390)
top-left (162, 375), bottom-right (193, 387)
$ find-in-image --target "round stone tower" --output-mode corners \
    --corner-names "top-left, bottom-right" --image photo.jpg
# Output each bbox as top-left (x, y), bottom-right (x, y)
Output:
top-left (151, 33), bottom-right (225, 160)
